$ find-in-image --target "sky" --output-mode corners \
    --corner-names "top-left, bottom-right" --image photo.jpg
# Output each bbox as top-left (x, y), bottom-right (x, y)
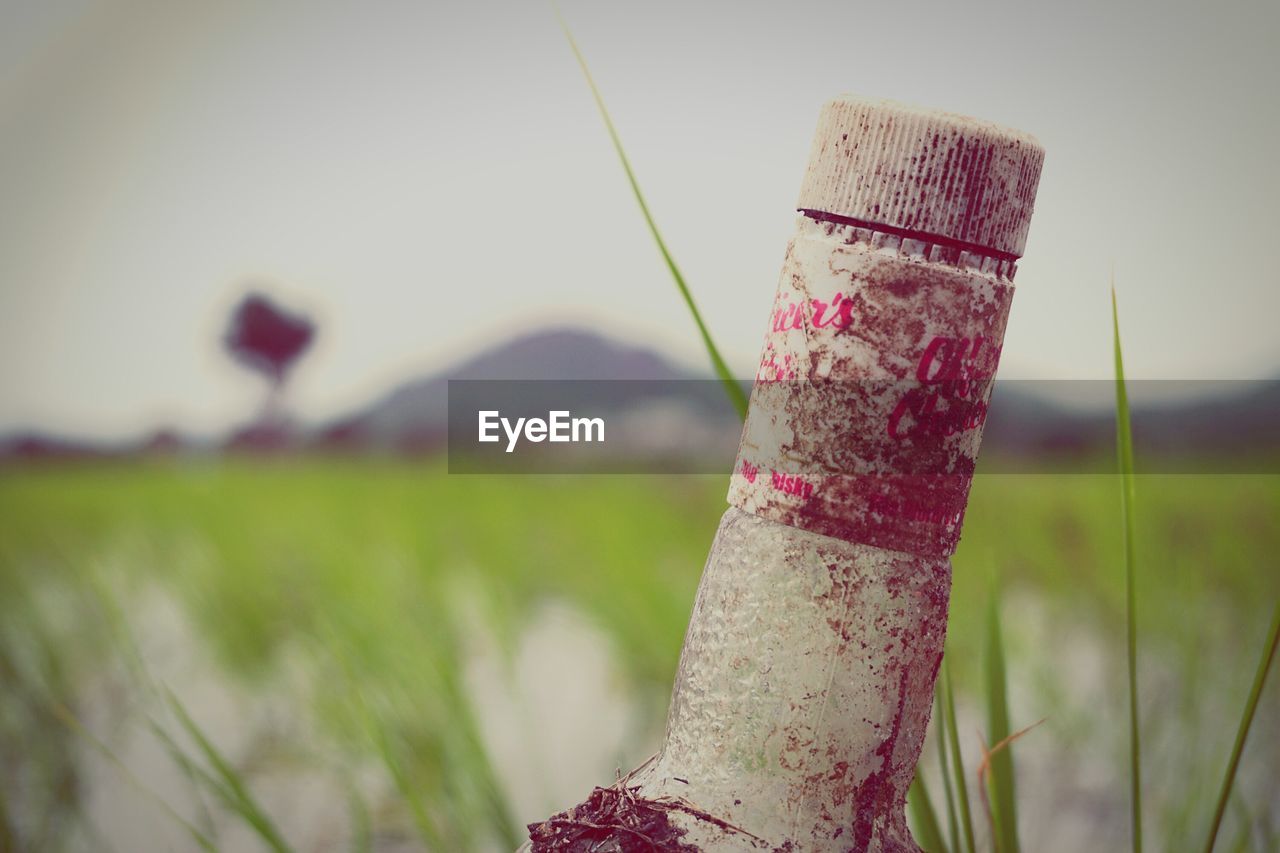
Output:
top-left (2, 0), bottom-right (1278, 440)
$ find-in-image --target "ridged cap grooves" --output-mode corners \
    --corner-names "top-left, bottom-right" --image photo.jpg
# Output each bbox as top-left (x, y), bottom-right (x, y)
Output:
top-left (797, 95), bottom-right (1044, 258)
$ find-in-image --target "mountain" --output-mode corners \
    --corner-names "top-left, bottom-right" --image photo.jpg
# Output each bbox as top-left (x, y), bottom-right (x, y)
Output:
top-left (316, 327), bottom-right (703, 451)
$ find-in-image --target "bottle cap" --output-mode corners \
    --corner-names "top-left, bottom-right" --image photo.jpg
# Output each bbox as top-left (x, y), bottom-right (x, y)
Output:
top-left (796, 95), bottom-right (1044, 259)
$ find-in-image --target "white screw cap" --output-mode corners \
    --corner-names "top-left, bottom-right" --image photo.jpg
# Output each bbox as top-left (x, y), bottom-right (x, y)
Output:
top-left (797, 95), bottom-right (1044, 259)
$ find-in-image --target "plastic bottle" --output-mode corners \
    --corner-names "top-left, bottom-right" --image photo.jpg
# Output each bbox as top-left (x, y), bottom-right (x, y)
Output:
top-left (525, 95), bottom-right (1044, 852)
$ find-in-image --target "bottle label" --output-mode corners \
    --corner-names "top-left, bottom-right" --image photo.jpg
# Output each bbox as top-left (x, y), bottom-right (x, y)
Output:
top-left (728, 219), bottom-right (1014, 558)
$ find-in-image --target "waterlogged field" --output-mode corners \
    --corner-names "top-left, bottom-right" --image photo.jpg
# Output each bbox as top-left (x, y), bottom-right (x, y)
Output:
top-left (1, 460), bottom-right (1277, 851)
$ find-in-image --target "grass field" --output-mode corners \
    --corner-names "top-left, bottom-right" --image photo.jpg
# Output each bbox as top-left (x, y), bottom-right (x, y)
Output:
top-left (1, 460), bottom-right (1277, 850)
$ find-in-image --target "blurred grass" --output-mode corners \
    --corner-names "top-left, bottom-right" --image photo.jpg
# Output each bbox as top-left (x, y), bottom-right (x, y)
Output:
top-left (982, 578), bottom-right (1019, 853)
top-left (941, 661), bottom-right (976, 853)
top-left (908, 773), bottom-right (946, 853)
top-left (1204, 601), bottom-right (1280, 852)
top-left (1, 460), bottom-right (1278, 849)
top-left (7, 19), bottom-right (1276, 848)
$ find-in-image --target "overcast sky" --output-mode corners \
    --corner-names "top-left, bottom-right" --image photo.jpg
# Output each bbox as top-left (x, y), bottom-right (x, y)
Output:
top-left (2, 0), bottom-right (1278, 439)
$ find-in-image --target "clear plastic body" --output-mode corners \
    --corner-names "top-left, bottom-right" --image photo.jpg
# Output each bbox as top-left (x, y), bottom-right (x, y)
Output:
top-left (625, 506), bottom-right (948, 851)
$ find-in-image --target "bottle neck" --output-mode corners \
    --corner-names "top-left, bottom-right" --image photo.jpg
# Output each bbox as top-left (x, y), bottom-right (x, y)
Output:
top-left (634, 507), bottom-right (950, 851)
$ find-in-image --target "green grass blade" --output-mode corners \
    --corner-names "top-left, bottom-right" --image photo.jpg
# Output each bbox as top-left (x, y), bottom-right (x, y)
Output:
top-left (1112, 286), bottom-right (1143, 853)
top-left (935, 690), bottom-right (961, 853)
top-left (1226, 792), bottom-right (1254, 853)
top-left (1203, 601), bottom-right (1280, 853)
top-left (909, 773), bottom-right (948, 853)
top-left (345, 782), bottom-right (373, 853)
top-left (370, 715), bottom-right (445, 850)
top-left (943, 662), bottom-right (976, 853)
top-left (163, 687), bottom-right (291, 853)
top-left (984, 579), bottom-right (1020, 853)
top-left (146, 718), bottom-right (232, 841)
top-left (52, 703), bottom-right (218, 853)
top-left (345, 778), bottom-right (373, 853)
top-left (0, 781), bottom-right (13, 853)
top-left (556, 10), bottom-right (749, 421)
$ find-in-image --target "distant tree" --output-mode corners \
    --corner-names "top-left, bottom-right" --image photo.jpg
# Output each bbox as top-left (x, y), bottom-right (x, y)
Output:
top-left (223, 292), bottom-right (315, 424)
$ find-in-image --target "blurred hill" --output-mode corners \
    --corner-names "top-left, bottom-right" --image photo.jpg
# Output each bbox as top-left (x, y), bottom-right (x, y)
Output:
top-left (315, 327), bottom-right (702, 452)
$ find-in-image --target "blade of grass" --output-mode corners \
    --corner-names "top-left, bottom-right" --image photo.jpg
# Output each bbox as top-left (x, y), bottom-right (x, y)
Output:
top-left (976, 718), bottom-right (1045, 851)
top-left (909, 773), bottom-right (947, 853)
top-left (1226, 792), bottom-right (1254, 853)
top-left (942, 662), bottom-right (976, 853)
top-left (976, 718), bottom-right (1046, 782)
top-left (1202, 600), bottom-right (1280, 853)
top-left (81, 572), bottom-right (225, 843)
top-left (51, 703), bottom-right (217, 853)
top-left (345, 780), bottom-right (373, 853)
top-left (146, 716), bottom-right (234, 831)
top-left (334, 646), bottom-right (446, 851)
top-left (556, 9), bottom-right (749, 420)
top-left (0, 782), bottom-right (12, 853)
top-left (1112, 285), bottom-right (1143, 853)
top-left (369, 711), bottom-right (446, 851)
top-left (984, 579), bottom-right (1020, 853)
top-left (935, 690), bottom-right (961, 853)
top-left (163, 687), bottom-right (291, 853)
